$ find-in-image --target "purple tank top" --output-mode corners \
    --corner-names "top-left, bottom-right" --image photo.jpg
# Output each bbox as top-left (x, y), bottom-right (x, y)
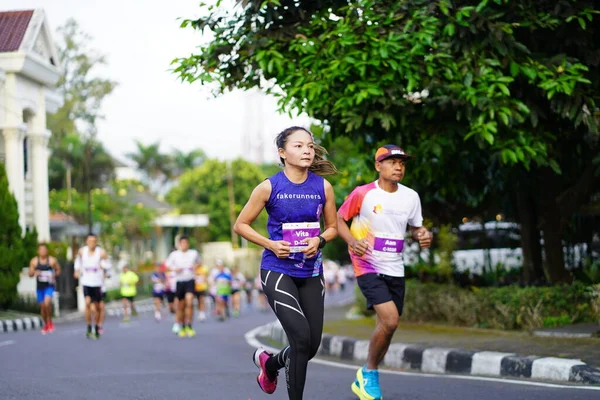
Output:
top-left (261, 171), bottom-right (326, 278)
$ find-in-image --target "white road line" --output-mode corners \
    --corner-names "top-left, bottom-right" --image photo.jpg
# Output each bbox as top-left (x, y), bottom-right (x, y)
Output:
top-left (244, 326), bottom-right (600, 392)
top-left (0, 340), bottom-right (16, 347)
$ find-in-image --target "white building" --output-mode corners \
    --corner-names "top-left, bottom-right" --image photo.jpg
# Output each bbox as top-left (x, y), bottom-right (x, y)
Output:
top-left (0, 9), bottom-right (62, 241)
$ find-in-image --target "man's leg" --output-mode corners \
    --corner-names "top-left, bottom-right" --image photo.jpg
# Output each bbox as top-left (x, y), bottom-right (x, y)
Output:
top-left (367, 301), bottom-right (399, 369)
top-left (184, 292), bottom-right (194, 325)
top-left (85, 296), bottom-right (92, 326)
top-left (43, 296), bottom-right (53, 324)
top-left (122, 298), bottom-right (129, 319)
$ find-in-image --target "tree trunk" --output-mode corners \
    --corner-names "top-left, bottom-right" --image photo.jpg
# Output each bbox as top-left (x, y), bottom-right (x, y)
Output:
top-left (516, 189), bottom-right (544, 285)
top-left (538, 169), bottom-right (571, 283)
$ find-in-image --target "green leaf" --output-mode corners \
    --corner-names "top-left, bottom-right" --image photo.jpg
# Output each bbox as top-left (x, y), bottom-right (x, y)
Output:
top-left (509, 62), bottom-right (520, 77)
top-left (464, 72), bottom-right (473, 87)
top-left (482, 131), bottom-right (494, 145)
top-left (497, 83), bottom-right (510, 96)
top-left (549, 160), bottom-right (562, 174)
top-left (521, 66), bottom-right (537, 81)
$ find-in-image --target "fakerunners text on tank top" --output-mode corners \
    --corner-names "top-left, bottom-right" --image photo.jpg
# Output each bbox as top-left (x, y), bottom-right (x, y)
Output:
top-left (261, 171), bottom-right (326, 278)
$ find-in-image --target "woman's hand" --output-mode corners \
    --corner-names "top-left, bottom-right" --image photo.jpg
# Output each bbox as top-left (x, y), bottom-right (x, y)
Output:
top-left (269, 240), bottom-right (291, 258)
top-left (301, 237), bottom-right (321, 258)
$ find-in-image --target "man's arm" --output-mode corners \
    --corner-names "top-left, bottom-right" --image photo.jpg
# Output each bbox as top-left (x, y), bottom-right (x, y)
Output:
top-left (73, 249), bottom-right (82, 280)
top-left (336, 213), bottom-right (369, 257)
top-left (28, 257), bottom-right (38, 278)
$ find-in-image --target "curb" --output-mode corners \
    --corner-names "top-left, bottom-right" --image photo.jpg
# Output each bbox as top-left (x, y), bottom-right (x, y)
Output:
top-left (1, 316), bottom-right (43, 333)
top-left (259, 321), bottom-right (600, 385)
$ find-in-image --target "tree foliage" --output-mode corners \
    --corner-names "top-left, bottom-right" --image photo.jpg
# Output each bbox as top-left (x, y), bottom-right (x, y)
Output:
top-left (166, 158), bottom-right (269, 242)
top-left (49, 181), bottom-right (157, 252)
top-left (0, 164), bottom-right (32, 309)
top-left (175, 0), bottom-right (600, 283)
top-left (47, 19), bottom-right (118, 190)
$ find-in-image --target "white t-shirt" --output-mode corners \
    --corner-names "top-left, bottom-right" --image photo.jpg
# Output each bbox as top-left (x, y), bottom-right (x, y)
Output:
top-left (166, 249), bottom-right (200, 282)
top-left (231, 272), bottom-right (246, 291)
top-left (75, 246), bottom-right (105, 287)
top-left (339, 181), bottom-right (423, 277)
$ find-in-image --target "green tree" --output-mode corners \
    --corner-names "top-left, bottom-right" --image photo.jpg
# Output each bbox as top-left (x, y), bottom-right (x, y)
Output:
top-left (170, 148), bottom-right (207, 179)
top-left (175, 0), bottom-right (600, 283)
top-left (48, 18), bottom-right (118, 191)
top-left (49, 181), bottom-right (157, 253)
top-left (49, 133), bottom-right (115, 191)
top-left (127, 140), bottom-right (172, 190)
top-left (0, 164), bottom-right (26, 309)
top-left (166, 158), bottom-right (269, 242)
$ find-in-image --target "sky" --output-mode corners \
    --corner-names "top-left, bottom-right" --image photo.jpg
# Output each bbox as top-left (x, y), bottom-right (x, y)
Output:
top-left (5, 0), bottom-right (312, 165)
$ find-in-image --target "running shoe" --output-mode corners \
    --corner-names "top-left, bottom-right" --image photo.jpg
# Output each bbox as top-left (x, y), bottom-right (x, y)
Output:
top-left (155, 311), bottom-right (161, 321)
top-left (48, 321), bottom-right (55, 333)
top-left (97, 326), bottom-right (103, 335)
top-left (172, 323), bottom-right (181, 334)
top-left (41, 323), bottom-right (48, 335)
top-left (351, 365), bottom-right (382, 400)
top-left (197, 311), bottom-right (206, 322)
top-left (178, 327), bottom-right (188, 338)
top-left (253, 348), bottom-right (277, 394)
top-left (123, 316), bottom-right (130, 323)
top-left (86, 331), bottom-right (97, 340)
top-left (186, 327), bottom-right (196, 338)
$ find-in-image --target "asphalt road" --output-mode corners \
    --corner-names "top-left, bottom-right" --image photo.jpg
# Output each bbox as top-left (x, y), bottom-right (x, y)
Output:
top-left (1, 290), bottom-right (599, 400)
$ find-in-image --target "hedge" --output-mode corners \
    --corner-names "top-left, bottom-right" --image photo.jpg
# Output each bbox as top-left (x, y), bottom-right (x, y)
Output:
top-left (355, 279), bottom-right (600, 331)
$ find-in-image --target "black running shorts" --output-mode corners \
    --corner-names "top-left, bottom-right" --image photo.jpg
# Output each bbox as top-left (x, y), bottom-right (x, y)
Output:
top-left (166, 291), bottom-right (175, 303)
top-left (176, 280), bottom-right (195, 300)
top-left (356, 274), bottom-right (405, 316)
top-left (83, 286), bottom-right (103, 303)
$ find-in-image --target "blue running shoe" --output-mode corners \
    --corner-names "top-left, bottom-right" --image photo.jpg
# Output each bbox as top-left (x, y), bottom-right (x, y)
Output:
top-left (351, 365), bottom-right (382, 400)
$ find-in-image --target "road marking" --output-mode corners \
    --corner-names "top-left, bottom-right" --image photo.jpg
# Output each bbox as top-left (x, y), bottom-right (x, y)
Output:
top-left (244, 326), bottom-right (600, 392)
top-left (0, 340), bottom-right (15, 347)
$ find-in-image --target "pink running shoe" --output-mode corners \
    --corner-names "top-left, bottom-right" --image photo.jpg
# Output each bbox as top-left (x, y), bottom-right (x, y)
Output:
top-left (41, 323), bottom-right (48, 335)
top-left (253, 348), bottom-right (277, 394)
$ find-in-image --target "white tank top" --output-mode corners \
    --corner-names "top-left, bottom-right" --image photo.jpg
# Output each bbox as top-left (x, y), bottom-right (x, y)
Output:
top-left (78, 246), bottom-right (104, 287)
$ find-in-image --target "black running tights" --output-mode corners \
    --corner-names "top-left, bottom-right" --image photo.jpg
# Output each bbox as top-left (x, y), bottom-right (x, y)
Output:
top-left (260, 269), bottom-right (325, 400)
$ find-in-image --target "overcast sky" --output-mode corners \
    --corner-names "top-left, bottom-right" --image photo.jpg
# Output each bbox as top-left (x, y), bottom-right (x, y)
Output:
top-left (5, 0), bottom-right (312, 164)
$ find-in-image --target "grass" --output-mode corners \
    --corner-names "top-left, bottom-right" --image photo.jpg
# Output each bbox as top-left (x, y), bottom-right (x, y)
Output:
top-left (0, 310), bottom-right (38, 320)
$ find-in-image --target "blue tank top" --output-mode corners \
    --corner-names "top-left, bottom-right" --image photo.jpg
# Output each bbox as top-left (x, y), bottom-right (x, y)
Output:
top-left (261, 171), bottom-right (326, 278)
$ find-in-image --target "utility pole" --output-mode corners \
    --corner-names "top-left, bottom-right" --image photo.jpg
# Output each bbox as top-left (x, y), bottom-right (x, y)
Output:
top-left (226, 161), bottom-right (238, 247)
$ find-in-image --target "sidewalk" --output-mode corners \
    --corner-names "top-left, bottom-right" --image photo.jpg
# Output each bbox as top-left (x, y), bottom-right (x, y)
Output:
top-left (324, 306), bottom-right (600, 369)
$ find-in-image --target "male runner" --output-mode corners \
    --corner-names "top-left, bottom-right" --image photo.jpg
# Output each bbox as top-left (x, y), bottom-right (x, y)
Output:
top-left (338, 145), bottom-right (433, 400)
top-left (165, 236), bottom-right (200, 337)
top-left (29, 243), bottom-right (61, 334)
top-left (74, 234), bottom-right (110, 339)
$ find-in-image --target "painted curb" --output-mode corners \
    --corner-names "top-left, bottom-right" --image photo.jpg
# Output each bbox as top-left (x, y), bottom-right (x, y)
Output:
top-left (260, 321), bottom-right (600, 385)
top-left (1, 316), bottom-right (43, 333)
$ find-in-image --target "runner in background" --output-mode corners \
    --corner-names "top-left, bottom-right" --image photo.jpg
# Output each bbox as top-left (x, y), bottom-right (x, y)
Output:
top-left (230, 265), bottom-right (246, 317)
top-left (29, 243), bottom-right (61, 334)
top-left (120, 263), bottom-right (139, 322)
top-left (213, 262), bottom-right (232, 322)
top-left (194, 261), bottom-right (209, 322)
top-left (151, 263), bottom-right (166, 321)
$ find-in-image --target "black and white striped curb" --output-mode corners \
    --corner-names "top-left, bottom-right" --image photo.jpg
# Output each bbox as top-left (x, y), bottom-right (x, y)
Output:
top-left (259, 321), bottom-right (600, 385)
top-left (106, 303), bottom-right (155, 317)
top-left (1, 316), bottom-right (43, 333)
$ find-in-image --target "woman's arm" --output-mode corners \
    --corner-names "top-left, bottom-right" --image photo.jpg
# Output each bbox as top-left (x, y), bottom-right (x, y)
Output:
top-left (233, 180), bottom-right (290, 258)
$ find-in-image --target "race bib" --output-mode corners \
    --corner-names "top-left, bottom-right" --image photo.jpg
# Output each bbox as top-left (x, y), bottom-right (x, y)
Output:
top-left (153, 282), bottom-right (165, 291)
top-left (38, 270), bottom-right (53, 283)
top-left (373, 233), bottom-right (404, 253)
top-left (282, 222), bottom-right (320, 253)
top-left (195, 275), bottom-right (206, 284)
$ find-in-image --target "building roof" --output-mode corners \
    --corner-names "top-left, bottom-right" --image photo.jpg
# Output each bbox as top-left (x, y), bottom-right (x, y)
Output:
top-left (0, 10), bottom-right (34, 52)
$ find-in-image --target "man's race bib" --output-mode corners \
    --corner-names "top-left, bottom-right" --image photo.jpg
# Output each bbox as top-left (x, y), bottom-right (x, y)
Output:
top-left (282, 222), bottom-right (320, 253)
top-left (38, 270), bottom-right (54, 283)
top-left (373, 232), bottom-right (404, 254)
top-left (153, 282), bottom-right (165, 291)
